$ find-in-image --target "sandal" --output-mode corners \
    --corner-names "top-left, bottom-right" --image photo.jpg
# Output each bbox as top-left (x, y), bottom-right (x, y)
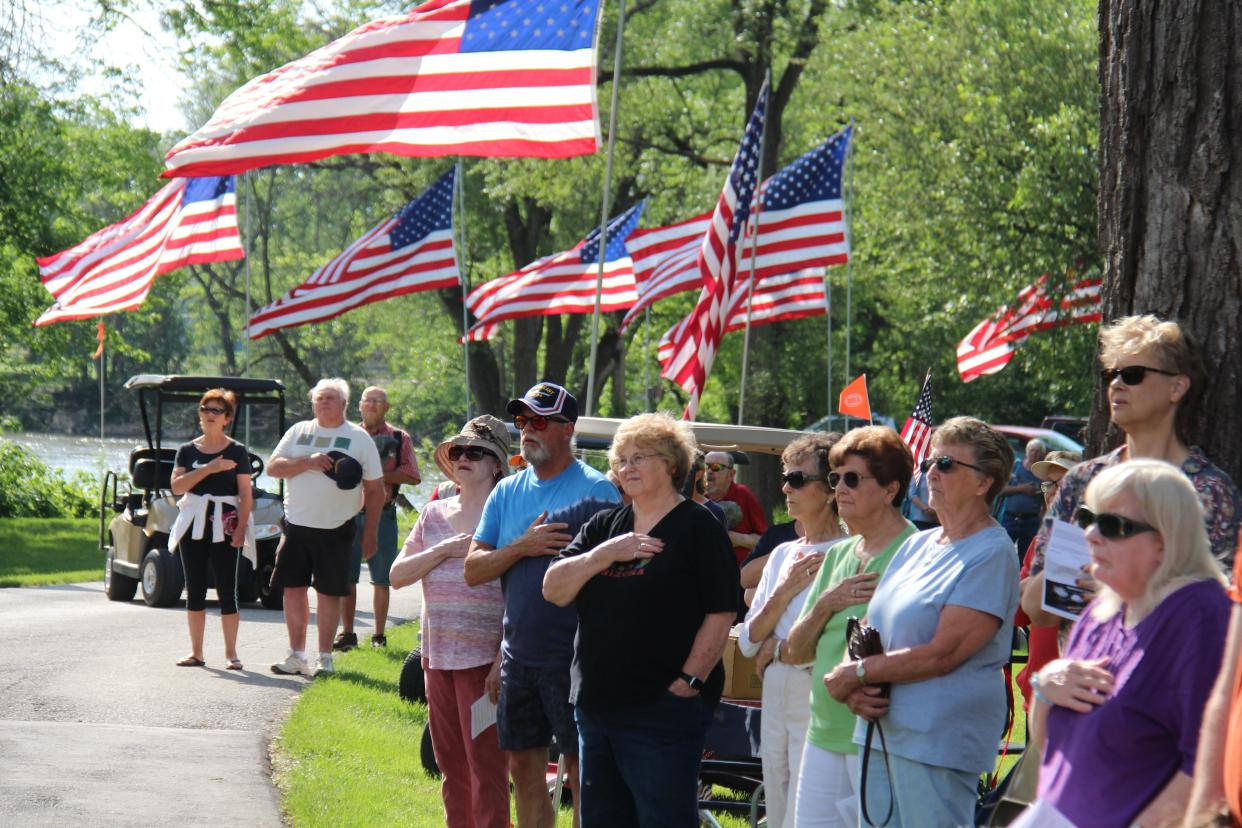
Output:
top-left (226, 658), bottom-right (243, 671)
top-left (176, 656), bottom-right (206, 667)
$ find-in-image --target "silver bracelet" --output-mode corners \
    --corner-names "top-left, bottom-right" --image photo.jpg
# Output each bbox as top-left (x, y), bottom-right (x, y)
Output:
top-left (1031, 669), bottom-right (1055, 707)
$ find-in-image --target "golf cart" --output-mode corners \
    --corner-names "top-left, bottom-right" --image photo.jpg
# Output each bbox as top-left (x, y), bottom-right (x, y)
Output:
top-left (100, 374), bottom-right (287, 610)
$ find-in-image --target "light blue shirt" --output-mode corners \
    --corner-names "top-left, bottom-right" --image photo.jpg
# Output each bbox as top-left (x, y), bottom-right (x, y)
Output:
top-left (905, 470), bottom-right (935, 523)
top-left (854, 524), bottom-right (1018, 774)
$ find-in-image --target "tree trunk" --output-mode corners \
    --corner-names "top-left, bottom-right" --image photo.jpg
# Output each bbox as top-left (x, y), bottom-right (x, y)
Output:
top-left (1095, 1), bottom-right (1242, 479)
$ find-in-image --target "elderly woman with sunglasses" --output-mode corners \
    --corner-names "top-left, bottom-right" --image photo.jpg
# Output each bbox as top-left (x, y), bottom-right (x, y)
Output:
top-left (821, 417), bottom-right (1019, 827)
top-left (543, 413), bottom-right (738, 828)
top-left (389, 416), bottom-right (512, 828)
top-left (1022, 315), bottom-right (1241, 628)
top-left (778, 426), bottom-right (915, 828)
top-left (1015, 460), bottom-right (1230, 828)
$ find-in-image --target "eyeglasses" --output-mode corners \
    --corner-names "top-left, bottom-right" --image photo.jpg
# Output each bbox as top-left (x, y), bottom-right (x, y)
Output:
top-left (1074, 506), bottom-right (1157, 540)
top-left (199, 405), bottom-right (228, 416)
top-left (1040, 481), bottom-right (1059, 495)
top-left (610, 452), bottom-right (658, 471)
top-left (513, 414), bottom-right (570, 431)
top-left (920, 455), bottom-right (985, 474)
top-left (448, 445), bottom-right (491, 462)
top-left (706, 463), bottom-right (733, 473)
top-left (827, 470), bottom-right (874, 489)
top-left (1100, 365), bottom-right (1178, 386)
top-left (781, 470), bottom-right (826, 489)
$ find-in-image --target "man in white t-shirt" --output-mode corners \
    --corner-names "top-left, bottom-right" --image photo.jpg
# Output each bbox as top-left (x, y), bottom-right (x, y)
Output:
top-left (267, 378), bottom-right (383, 677)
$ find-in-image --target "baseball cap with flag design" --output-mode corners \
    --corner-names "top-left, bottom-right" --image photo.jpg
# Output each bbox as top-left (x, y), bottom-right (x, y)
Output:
top-left (506, 382), bottom-right (579, 422)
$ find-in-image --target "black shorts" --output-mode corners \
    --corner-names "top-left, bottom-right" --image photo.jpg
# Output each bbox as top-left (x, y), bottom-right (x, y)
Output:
top-left (269, 518), bottom-right (355, 597)
top-left (496, 655), bottom-right (578, 754)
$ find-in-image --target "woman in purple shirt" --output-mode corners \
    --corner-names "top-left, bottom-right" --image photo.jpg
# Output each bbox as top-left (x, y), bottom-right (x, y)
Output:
top-left (1022, 459), bottom-right (1229, 828)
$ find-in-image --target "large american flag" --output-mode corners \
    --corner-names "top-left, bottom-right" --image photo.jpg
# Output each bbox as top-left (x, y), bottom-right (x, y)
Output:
top-left (899, 372), bottom-right (934, 467)
top-left (462, 200), bottom-right (646, 341)
top-left (658, 83), bottom-right (768, 420)
top-left (248, 168), bottom-right (458, 340)
top-left (957, 272), bottom-right (1102, 382)
top-left (35, 177), bottom-right (243, 327)
top-left (622, 125), bottom-right (851, 331)
top-left (163, 0), bottom-right (603, 178)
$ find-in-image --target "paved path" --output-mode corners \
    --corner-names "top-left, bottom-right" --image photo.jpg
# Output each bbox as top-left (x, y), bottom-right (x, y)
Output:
top-left (0, 576), bottom-right (422, 826)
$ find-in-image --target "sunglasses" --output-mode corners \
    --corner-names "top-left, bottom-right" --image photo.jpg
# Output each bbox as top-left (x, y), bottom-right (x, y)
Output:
top-left (781, 470), bottom-right (825, 489)
top-left (448, 445), bottom-right (491, 462)
top-left (920, 455), bottom-right (985, 474)
top-left (1074, 506), bottom-right (1157, 540)
top-left (199, 405), bottom-right (228, 416)
top-left (1100, 365), bottom-right (1177, 386)
top-left (706, 463), bottom-right (733, 473)
top-left (513, 414), bottom-right (570, 431)
top-left (827, 470), bottom-right (875, 489)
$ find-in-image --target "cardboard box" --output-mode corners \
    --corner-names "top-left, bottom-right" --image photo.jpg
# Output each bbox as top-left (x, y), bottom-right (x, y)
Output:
top-left (721, 626), bottom-right (763, 700)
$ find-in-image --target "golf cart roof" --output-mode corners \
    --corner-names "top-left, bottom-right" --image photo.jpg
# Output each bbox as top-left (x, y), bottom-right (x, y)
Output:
top-left (572, 416), bottom-right (809, 456)
top-left (124, 374), bottom-right (286, 394)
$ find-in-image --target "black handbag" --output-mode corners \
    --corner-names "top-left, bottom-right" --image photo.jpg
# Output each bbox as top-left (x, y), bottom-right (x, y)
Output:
top-left (846, 617), bottom-right (894, 828)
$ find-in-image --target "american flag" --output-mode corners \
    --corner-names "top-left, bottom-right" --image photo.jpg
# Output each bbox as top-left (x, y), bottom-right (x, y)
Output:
top-left (248, 168), bottom-right (458, 340)
top-left (35, 176), bottom-right (243, 327)
top-left (900, 371), bottom-right (934, 467)
top-left (163, 0), bottom-right (603, 178)
top-left (462, 200), bottom-right (645, 341)
top-left (659, 82), bottom-right (768, 420)
top-left (957, 272), bottom-right (1102, 382)
top-left (622, 125), bottom-right (851, 332)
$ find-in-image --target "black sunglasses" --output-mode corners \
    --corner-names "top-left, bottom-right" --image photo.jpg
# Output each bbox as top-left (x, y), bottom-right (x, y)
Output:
top-left (199, 405), bottom-right (228, 416)
top-left (448, 445), bottom-right (491, 462)
top-left (513, 414), bottom-right (570, 431)
top-left (827, 470), bottom-right (875, 489)
top-left (920, 455), bottom-right (985, 474)
top-left (1074, 506), bottom-right (1157, 540)
top-left (1100, 365), bottom-right (1178, 386)
top-left (781, 470), bottom-right (825, 489)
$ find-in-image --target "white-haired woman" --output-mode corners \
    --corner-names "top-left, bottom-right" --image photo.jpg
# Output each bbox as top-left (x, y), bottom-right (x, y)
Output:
top-left (1015, 460), bottom-right (1229, 828)
top-left (543, 412), bottom-right (738, 828)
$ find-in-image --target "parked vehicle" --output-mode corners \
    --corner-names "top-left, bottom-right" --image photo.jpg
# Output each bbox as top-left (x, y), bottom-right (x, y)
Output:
top-left (100, 374), bottom-right (287, 610)
top-left (991, 424), bottom-right (1084, 456)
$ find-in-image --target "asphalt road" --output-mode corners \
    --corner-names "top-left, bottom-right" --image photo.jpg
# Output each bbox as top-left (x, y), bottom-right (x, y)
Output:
top-left (0, 575), bottom-right (423, 826)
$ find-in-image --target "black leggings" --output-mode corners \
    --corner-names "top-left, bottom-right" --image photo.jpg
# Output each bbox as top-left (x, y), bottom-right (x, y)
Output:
top-left (179, 536), bottom-right (240, 614)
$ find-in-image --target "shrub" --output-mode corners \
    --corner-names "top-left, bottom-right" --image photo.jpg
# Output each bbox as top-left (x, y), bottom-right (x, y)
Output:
top-left (0, 440), bottom-right (97, 518)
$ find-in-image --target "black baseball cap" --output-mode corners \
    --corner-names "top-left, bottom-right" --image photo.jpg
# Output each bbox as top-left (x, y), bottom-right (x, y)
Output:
top-left (323, 450), bottom-right (363, 490)
top-left (505, 382), bottom-right (579, 422)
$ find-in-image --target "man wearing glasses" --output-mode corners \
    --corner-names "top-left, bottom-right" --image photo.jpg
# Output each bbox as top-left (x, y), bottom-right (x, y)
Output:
top-left (704, 450), bottom-right (768, 565)
top-left (464, 382), bottom-right (620, 828)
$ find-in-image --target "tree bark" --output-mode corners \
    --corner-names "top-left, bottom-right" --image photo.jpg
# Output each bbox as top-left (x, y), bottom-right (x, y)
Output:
top-left (1095, 1), bottom-right (1242, 479)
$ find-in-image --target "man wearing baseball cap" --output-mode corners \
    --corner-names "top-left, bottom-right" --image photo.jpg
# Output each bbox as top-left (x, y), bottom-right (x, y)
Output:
top-left (465, 381), bottom-right (621, 828)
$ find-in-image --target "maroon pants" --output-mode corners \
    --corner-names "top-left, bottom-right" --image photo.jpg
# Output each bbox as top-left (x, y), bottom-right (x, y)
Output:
top-left (425, 663), bottom-right (510, 828)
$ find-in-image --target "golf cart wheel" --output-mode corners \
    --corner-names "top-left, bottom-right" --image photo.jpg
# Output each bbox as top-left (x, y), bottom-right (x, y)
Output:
top-left (399, 649), bottom-right (427, 704)
top-left (420, 722), bottom-right (440, 777)
top-left (104, 548), bottom-right (137, 602)
top-left (141, 548), bottom-right (184, 607)
top-left (257, 559), bottom-right (282, 610)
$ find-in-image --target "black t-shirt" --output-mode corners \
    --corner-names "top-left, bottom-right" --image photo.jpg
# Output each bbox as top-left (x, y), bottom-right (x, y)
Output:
top-left (743, 520), bottom-right (800, 566)
top-left (174, 440), bottom-right (250, 497)
top-left (558, 499), bottom-right (739, 711)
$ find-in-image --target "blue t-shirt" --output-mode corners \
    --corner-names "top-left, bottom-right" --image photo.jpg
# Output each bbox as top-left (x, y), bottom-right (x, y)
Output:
top-left (904, 470), bottom-right (935, 523)
top-left (1003, 463), bottom-right (1042, 517)
top-left (474, 460), bottom-right (620, 669)
top-left (854, 524), bottom-right (1019, 774)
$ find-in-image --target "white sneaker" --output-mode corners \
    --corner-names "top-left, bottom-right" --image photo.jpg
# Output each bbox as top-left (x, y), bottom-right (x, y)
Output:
top-left (313, 653), bottom-right (334, 677)
top-left (271, 651), bottom-right (310, 677)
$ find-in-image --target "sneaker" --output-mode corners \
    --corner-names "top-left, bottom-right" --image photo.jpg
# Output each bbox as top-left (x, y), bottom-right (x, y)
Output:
top-left (332, 631), bottom-right (358, 652)
top-left (370, 634), bottom-right (387, 649)
top-left (271, 651), bottom-right (310, 677)
top-left (313, 653), bottom-right (334, 677)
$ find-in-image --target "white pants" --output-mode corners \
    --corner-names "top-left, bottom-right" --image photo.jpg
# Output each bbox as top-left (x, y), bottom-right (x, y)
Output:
top-left (793, 741), bottom-right (860, 828)
top-left (759, 663), bottom-right (812, 828)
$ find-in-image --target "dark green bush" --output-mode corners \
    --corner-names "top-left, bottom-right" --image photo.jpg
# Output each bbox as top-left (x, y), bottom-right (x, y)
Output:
top-left (0, 440), bottom-right (96, 518)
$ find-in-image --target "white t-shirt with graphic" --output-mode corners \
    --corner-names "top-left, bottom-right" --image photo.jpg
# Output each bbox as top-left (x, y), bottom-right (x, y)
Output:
top-left (271, 419), bottom-right (383, 529)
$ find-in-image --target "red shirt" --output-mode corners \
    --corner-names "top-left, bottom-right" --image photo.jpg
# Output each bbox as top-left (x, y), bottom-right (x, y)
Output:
top-left (719, 481), bottom-right (768, 566)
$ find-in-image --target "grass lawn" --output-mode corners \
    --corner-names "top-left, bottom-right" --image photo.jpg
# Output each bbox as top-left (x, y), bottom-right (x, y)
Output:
top-left (0, 517), bottom-right (100, 587)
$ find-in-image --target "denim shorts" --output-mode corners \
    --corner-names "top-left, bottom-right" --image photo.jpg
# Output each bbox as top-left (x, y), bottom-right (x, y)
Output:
top-left (347, 504), bottom-right (399, 586)
top-left (496, 655), bottom-right (578, 754)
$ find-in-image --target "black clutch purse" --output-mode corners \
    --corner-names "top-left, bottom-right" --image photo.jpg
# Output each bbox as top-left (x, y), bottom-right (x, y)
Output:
top-left (845, 616), bottom-right (893, 827)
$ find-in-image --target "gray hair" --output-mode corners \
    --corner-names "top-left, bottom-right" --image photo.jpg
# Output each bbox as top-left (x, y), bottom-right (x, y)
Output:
top-left (309, 377), bottom-right (350, 405)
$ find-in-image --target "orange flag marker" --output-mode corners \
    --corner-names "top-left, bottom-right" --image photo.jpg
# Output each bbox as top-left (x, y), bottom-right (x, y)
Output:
top-left (838, 373), bottom-right (872, 421)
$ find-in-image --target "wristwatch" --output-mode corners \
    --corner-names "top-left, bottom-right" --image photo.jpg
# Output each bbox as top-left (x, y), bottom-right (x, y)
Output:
top-left (854, 658), bottom-right (868, 685)
top-left (679, 671), bottom-right (704, 691)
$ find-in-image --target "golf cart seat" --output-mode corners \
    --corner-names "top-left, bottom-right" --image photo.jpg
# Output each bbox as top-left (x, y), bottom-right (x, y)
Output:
top-left (130, 447), bottom-right (176, 491)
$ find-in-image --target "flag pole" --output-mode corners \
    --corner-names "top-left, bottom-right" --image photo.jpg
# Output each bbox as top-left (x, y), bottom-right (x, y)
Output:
top-left (825, 276), bottom-right (833, 428)
top-left (843, 118), bottom-right (856, 392)
top-left (643, 306), bottom-right (652, 412)
top-left (241, 171), bottom-right (252, 446)
top-left (584, 0), bottom-right (627, 419)
top-left (455, 159), bottom-right (472, 419)
top-left (737, 68), bottom-right (772, 427)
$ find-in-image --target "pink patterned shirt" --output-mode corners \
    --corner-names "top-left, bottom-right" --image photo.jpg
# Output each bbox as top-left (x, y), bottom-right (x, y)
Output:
top-left (406, 498), bottom-right (504, 670)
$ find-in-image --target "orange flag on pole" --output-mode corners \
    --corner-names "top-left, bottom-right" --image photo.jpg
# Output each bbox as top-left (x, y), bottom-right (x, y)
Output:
top-left (838, 373), bottom-right (872, 421)
top-left (92, 322), bottom-right (105, 360)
